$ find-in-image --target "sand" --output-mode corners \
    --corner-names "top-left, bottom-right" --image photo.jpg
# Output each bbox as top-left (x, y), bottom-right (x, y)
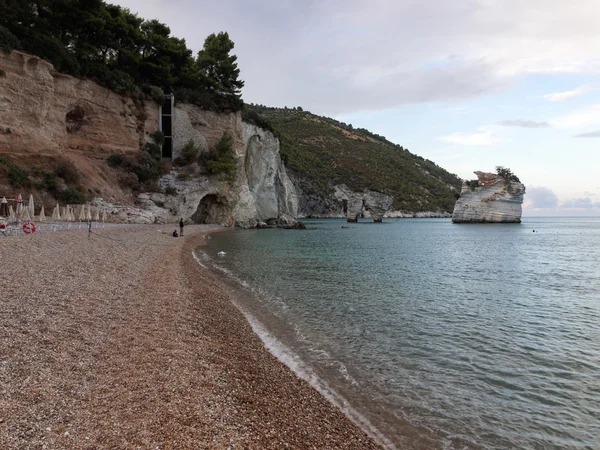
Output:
top-left (0, 225), bottom-right (380, 449)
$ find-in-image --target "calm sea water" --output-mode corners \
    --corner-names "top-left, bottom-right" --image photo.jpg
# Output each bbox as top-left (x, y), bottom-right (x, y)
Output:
top-left (195, 218), bottom-right (600, 449)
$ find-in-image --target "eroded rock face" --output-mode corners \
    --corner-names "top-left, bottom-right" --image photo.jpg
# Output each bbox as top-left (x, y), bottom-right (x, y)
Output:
top-left (452, 171), bottom-right (525, 223)
top-left (134, 110), bottom-right (300, 227)
top-left (0, 50), bottom-right (158, 156)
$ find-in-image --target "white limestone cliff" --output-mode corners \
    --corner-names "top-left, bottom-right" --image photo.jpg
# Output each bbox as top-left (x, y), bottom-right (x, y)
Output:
top-left (452, 171), bottom-right (525, 223)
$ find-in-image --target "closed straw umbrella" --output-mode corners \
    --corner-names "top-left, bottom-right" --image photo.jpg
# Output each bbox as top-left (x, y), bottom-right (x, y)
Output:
top-left (78, 205), bottom-right (86, 221)
top-left (101, 209), bottom-right (106, 223)
top-left (39, 206), bottom-right (46, 222)
top-left (86, 204), bottom-right (92, 221)
top-left (8, 205), bottom-right (16, 222)
top-left (28, 194), bottom-right (35, 216)
top-left (52, 204), bottom-right (61, 220)
top-left (93, 208), bottom-right (100, 222)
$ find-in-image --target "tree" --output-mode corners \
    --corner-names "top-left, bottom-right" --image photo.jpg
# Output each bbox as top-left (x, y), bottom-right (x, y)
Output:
top-left (195, 32), bottom-right (244, 100)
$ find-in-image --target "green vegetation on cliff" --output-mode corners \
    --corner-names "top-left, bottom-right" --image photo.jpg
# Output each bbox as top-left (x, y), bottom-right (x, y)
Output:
top-left (0, 0), bottom-right (244, 111)
top-left (246, 106), bottom-right (462, 212)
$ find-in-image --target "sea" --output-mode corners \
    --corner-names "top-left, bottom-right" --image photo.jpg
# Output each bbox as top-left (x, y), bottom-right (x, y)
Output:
top-left (194, 217), bottom-right (600, 449)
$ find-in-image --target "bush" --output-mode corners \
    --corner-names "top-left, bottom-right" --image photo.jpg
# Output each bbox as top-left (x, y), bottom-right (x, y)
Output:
top-left (7, 165), bottom-right (30, 187)
top-left (143, 85), bottom-right (165, 104)
top-left (132, 152), bottom-right (164, 183)
top-left (0, 25), bottom-right (20, 52)
top-left (150, 130), bottom-right (165, 146)
top-left (58, 188), bottom-right (86, 204)
top-left (145, 142), bottom-right (162, 159)
top-left (55, 163), bottom-right (80, 184)
top-left (176, 172), bottom-right (191, 181)
top-left (0, 69), bottom-right (5, 77)
top-left (107, 154), bottom-right (124, 167)
top-left (172, 156), bottom-right (186, 167)
top-left (164, 185), bottom-right (177, 195)
top-left (118, 172), bottom-right (139, 189)
top-left (466, 179), bottom-right (480, 189)
top-left (179, 139), bottom-right (199, 165)
top-left (43, 172), bottom-right (59, 195)
top-left (206, 132), bottom-right (236, 181)
top-left (496, 166), bottom-right (520, 183)
top-left (1, 128), bottom-right (11, 134)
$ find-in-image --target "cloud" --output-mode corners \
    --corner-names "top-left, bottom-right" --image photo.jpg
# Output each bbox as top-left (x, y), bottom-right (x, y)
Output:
top-left (112, 0), bottom-right (600, 114)
top-left (560, 197), bottom-right (600, 208)
top-left (551, 104), bottom-right (600, 129)
top-left (543, 85), bottom-right (596, 102)
top-left (497, 120), bottom-right (549, 128)
top-left (523, 186), bottom-right (559, 209)
top-left (574, 129), bottom-right (600, 137)
top-left (439, 128), bottom-right (500, 146)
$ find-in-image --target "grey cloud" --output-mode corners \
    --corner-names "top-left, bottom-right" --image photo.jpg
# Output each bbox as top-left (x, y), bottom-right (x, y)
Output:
top-left (560, 197), bottom-right (600, 208)
top-left (526, 186), bottom-right (559, 208)
top-left (574, 130), bottom-right (600, 137)
top-left (114, 0), bottom-right (600, 115)
top-left (497, 120), bottom-right (549, 128)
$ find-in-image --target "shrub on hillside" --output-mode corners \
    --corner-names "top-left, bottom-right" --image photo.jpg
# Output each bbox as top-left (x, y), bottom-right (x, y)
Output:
top-left (58, 188), bottom-right (86, 204)
top-left (0, 25), bottom-right (20, 52)
top-left (179, 139), bottom-right (199, 165)
top-left (55, 162), bottom-right (80, 184)
top-left (205, 132), bottom-right (236, 182)
top-left (7, 165), bottom-right (30, 187)
top-left (107, 154), bottom-right (124, 167)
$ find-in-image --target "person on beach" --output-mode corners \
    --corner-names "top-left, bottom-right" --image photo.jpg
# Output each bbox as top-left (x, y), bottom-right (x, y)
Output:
top-left (179, 218), bottom-right (184, 236)
top-left (172, 230), bottom-right (178, 237)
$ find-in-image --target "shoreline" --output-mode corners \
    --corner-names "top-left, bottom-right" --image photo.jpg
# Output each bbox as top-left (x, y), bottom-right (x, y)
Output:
top-left (0, 225), bottom-right (380, 448)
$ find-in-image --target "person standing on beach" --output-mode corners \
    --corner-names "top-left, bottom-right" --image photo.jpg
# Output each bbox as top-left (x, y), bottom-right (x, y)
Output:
top-left (179, 218), bottom-right (184, 236)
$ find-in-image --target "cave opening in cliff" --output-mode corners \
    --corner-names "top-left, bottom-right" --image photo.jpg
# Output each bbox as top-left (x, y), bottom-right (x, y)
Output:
top-left (191, 194), bottom-right (221, 224)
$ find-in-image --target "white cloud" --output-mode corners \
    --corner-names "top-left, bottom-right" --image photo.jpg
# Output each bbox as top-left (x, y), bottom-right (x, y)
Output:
top-left (497, 120), bottom-right (549, 128)
top-left (551, 104), bottom-right (600, 129)
top-left (543, 85), bottom-right (596, 102)
top-left (439, 128), bottom-right (500, 146)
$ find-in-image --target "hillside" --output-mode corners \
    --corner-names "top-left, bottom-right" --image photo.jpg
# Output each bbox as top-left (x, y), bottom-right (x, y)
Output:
top-left (244, 106), bottom-right (462, 213)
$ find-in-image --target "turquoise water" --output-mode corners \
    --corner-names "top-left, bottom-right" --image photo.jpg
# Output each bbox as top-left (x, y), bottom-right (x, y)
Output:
top-left (196, 218), bottom-right (600, 449)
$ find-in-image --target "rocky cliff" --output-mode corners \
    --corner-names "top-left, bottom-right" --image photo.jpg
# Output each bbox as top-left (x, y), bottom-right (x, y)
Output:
top-left (0, 50), bottom-right (298, 227)
top-left (452, 171), bottom-right (526, 223)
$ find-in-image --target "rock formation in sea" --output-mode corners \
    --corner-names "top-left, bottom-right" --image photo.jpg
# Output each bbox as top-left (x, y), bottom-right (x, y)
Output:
top-left (452, 171), bottom-right (526, 223)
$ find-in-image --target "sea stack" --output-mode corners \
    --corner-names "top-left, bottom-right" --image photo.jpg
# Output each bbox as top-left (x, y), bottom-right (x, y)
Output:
top-left (452, 169), bottom-right (526, 223)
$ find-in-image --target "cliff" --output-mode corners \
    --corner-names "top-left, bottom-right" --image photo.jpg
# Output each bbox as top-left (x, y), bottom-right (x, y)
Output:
top-left (246, 106), bottom-right (462, 216)
top-left (0, 50), bottom-right (297, 227)
top-left (452, 171), bottom-right (526, 223)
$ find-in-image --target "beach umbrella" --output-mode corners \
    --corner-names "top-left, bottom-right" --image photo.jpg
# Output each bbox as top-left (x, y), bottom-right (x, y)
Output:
top-left (21, 206), bottom-right (31, 222)
top-left (28, 194), bottom-right (34, 216)
top-left (8, 205), bottom-right (16, 222)
top-left (86, 204), bottom-right (92, 221)
top-left (52, 204), bottom-right (61, 220)
top-left (39, 206), bottom-right (46, 222)
top-left (0, 197), bottom-right (7, 216)
top-left (101, 209), bottom-right (106, 223)
top-left (93, 208), bottom-right (100, 222)
top-left (78, 205), bottom-right (86, 221)
top-left (16, 202), bottom-right (22, 215)
top-left (61, 206), bottom-right (67, 221)
top-left (65, 206), bottom-right (72, 222)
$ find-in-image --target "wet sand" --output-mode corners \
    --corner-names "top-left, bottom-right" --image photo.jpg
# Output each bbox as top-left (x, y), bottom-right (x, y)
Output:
top-left (0, 225), bottom-right (380, 448)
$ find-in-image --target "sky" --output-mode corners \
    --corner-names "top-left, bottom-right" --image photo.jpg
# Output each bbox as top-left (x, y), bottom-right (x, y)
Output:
top-left (113, 0), bottom-right (600, 216)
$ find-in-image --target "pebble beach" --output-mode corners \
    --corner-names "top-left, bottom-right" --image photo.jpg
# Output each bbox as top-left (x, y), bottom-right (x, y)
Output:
top-left (0, 225), bottom-right (379, 449)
